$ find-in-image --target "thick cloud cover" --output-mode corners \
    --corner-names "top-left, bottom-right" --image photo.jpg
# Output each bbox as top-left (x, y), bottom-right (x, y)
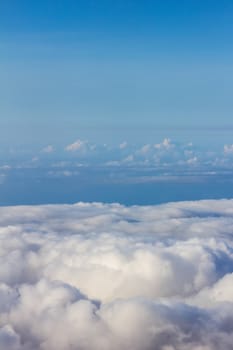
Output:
top-left (1, 200), bottom-right (233, 349)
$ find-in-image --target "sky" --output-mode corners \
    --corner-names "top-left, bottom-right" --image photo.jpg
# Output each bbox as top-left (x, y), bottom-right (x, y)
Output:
top-left (1, 0), bottom-right (233, 147)
top-left (2, 4), bottom-right (233, 347)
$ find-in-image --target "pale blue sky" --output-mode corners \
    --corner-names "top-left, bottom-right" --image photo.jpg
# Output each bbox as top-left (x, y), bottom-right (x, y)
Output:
top-left (1, 0), bottom-right (233, 146)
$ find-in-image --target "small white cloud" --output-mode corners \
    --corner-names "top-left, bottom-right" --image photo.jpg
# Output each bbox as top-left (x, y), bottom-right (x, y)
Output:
top-left (65, 140), bottom-right (87, 152)
top-left (119, 142), bottom-right (128, 150)
top-left (187, 156), bottom-right (198, 165)
top-left (63, 170), bottom-right (72, 177)
top-left (139, 144), bottom-right (151, 154)
top-left (42, 145), bottom-right (54, 153)
top-left (154, 138), bottom-right (173, 150)
top-left (224, 144), bottom-right (233, 154)
top-left (123, 154), bottom-right (134, 163)
top-left (105, 161), bottom-right (121, 166)
top-left (48, 170), bottom-right (79, 177)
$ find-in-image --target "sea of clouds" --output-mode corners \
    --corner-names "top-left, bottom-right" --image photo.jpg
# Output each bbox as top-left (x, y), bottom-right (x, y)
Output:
top-left (1, 200), bottom-right (233, 349)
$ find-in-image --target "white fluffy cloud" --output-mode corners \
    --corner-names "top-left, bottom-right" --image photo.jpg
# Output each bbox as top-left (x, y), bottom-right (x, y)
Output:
top-left (1, 200), bottom-right (233, 349)
top-left (65, 140), bottom-right (87, 152)
top-left (154, 138), bottom-right (173, 150)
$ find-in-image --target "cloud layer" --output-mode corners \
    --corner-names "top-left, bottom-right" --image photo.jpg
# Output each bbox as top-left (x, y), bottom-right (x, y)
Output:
top-left (1, 200), bottom-right (233, 349)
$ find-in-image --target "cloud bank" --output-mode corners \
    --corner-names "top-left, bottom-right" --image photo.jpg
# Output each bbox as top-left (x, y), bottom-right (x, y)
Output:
top-left (1, 200), bottom-right (233, 349)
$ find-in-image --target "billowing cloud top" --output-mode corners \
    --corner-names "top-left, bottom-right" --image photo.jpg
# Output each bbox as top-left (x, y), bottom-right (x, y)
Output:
top-left (1, 200), bottom-right (233, 349)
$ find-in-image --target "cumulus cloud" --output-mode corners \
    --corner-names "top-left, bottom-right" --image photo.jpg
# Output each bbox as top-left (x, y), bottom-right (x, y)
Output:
top-left (154, 138), bottom-right (173, 150)
top-left (1, 200), bottom-right (233, 349)
top-left (65, 140), bottom-right (87, 152)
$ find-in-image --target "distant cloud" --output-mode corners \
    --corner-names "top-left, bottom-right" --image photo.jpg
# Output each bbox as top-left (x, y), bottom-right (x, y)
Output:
top-left (187, 156), bottom-right (198, 164)
top-left (154, 138), bottom-right (173, 150)
top-left (119, 141), bottom-right (128, 149)
top-left (1, 200), bottom-right (233, 349)
top-left (65, 139), bottom-right (87, 152)
top-left (48, 170), bottom-right (79, 177)
top-left (224, 144), bottom-right (233, 154)
top-left (0, 165), bottom-right (11, 170)
top-left (123, 154), bottom-right (134, 163)
top-left (138, 144), bottom-right (151, 154)
top-left (42, 145), bottom-right (55, 153)
top-left (105, 160), bottom-right (121, 166)
top-left (51, 161), bottom-right (70, 168)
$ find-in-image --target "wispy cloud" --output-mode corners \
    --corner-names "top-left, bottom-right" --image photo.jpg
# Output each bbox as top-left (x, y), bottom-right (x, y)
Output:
top-left (41, 145), bottom-right (55, 153)
top-left (119, 141), bottom-right (128, 149)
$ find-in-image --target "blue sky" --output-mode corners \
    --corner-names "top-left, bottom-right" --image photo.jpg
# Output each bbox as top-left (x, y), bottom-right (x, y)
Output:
top-left (1, 0), bottom-right (233, 146)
